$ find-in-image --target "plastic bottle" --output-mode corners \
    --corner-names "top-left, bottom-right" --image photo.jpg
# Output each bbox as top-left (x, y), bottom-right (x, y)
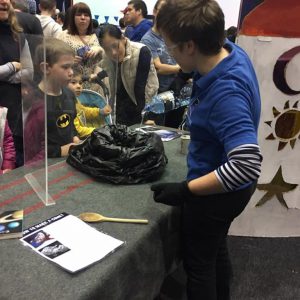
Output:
top-left (143, 91), bottom-right (175, 114)
top-left (142, 86), bottom-right (192, 114)
top-left (175, 83), bottom-right (192, 108)
top-left (143, 96), bottom-right (165, 114)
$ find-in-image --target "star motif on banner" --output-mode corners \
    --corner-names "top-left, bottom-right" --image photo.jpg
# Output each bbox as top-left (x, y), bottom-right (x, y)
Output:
top-left (256, 166), bottom-right (298, 208)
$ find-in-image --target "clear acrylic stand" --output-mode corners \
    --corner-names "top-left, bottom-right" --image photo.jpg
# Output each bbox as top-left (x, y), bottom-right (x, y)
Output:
top-left (22, 33), bottom-right (119, 206)
top-left (22, 35), bottom-right (52, 206)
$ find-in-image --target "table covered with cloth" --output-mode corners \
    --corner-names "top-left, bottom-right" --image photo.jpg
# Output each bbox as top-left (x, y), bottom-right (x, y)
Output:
top-left (0, 136), bottom-right (187, 300)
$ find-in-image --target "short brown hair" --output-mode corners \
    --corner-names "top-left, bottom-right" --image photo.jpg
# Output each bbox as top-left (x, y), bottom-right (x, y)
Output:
top-left (39, 0), bottom-right (56, 11)
top-left (154, 0), bottom-right (165, 11)
top-left (35, 37), bottom-right (74, 67)
top-left (68, 2), bottom-right (93, 35)
top-left (156, 0), bottom-right (225, 55)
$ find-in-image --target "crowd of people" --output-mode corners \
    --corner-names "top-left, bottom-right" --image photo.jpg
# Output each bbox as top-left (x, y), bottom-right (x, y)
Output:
top-left (0, 0), bottom-right (262, 299)
top-left (0, 0), bottom-right (193, 168)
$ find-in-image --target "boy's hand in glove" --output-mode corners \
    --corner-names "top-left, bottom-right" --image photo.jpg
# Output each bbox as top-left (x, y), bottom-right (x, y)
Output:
top-left (151, 181), bottom-right (192, 206)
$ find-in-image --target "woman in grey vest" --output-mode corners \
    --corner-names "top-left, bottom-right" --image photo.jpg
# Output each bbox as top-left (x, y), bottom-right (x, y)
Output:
top-left (98, 24), bottom-right (158, 126)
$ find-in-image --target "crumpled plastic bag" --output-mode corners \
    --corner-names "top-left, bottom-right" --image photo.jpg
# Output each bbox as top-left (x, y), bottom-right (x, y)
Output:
top-left (67, 124), bottom-right (168, 184)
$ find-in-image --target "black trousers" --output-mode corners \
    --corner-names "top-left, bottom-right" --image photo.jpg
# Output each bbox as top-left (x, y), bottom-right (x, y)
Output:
top-left (183, 183), bottom-right (256, 300)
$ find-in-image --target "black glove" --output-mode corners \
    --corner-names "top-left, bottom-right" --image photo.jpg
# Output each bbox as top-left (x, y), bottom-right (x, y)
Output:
top-left (151, 181), bottom-right (192, 206)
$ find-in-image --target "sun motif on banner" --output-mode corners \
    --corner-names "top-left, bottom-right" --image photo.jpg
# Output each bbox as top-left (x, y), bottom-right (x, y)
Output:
top-left (265, 100), bottom-right (300, 150)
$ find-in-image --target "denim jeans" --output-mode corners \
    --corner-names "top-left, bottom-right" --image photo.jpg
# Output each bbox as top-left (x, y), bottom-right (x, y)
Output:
top-left (182, 182), bottom-right (256, 300)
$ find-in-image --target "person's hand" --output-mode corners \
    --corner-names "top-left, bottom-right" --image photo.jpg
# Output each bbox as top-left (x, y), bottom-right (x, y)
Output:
top-left (61, 143), bottom-right (77, 156)
top-left (89, 73), bottom-right (97, 82)
top-left (74, 55), bottom-right (83, 64)
top-left (12, 61), bottom-right (21, 71)
top-left (73, 136), bottom-right (81, 144)
top-left (100, 105), bottom-right (112, 116)
top-left (86, 46), bottom-right (103, 59)
top-left (151, 181), bottom-right (192, 206)
top-left (175, 64), bottom-right (181, 73)
top-left (144, 120), bottom-right (156, 126)
top-left (2, 169), bottom-right (12, 174)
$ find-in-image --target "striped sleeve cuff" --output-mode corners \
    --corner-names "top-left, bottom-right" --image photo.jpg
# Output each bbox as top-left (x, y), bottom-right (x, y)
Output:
top-left (215, 144), bottom-right (263, 191)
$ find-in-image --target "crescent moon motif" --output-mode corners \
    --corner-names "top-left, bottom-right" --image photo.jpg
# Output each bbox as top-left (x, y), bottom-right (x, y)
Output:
top-left (273, 46), bottom-right (300, 95)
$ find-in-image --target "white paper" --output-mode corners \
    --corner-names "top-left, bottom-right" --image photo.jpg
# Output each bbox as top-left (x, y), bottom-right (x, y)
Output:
top-left (20, 213), bottom-right (124, 273)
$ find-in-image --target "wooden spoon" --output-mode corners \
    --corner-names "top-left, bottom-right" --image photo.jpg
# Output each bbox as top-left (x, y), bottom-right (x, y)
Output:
top-left (79, 212), bottom-right (148, 224)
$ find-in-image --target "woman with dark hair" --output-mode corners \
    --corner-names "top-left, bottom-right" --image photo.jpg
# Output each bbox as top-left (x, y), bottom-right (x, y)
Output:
top-left (58, 2), bottom-right (103, 94)
top-left (98, 24), bottom-right (158, 126)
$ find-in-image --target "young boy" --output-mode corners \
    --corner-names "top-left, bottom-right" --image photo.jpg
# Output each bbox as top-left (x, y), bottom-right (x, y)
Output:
top-left (24, 37), bottom-right (80, 161)
top-left (150, 1), bottom-right (262, 299)
top-left (68, 65), bottom-right (111, 139)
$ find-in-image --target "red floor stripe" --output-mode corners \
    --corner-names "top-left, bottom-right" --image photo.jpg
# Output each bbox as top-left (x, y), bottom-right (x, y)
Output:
top-left (0, 177), bottom-right (26, 192)
top-left (24, 178), bottom-right (94, 215)
top-left (0, 161), bottom-right (67, 192)
top-left (50, 171), bottom-right (75, 184)
top-left (0, 171), bottom-right (75, 207)
top-left (47, 161), bottom-right (68, 172)
top-left (0, 189), bottom-right (34, 208)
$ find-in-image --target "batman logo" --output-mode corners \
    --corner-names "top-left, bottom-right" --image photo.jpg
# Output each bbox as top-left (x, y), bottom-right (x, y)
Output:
top-left (56, 114), bottom-right (71, 128)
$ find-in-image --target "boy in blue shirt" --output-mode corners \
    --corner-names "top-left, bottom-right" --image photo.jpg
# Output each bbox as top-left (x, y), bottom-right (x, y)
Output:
top-left (151, 1), bottom-right (263, 299)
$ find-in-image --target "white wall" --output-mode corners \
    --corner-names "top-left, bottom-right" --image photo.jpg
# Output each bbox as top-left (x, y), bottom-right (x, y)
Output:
top-left (74, 0), bottom-right (241, 28)
top-left (217, 0), bottom-right (241, 28)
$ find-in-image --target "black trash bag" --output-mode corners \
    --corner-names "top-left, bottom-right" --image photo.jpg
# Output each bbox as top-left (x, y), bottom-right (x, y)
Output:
top-left (66, 124), bottom-right (168, 184)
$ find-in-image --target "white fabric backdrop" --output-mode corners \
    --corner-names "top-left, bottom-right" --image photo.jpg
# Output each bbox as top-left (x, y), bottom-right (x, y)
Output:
top-left (73, 0), bottom-right (241, 28)
top-left (230, 35), bottom-right (300, 237)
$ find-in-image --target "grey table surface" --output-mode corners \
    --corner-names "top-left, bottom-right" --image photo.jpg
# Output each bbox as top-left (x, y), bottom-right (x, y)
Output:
top-left (0, 136), bottom-right (187, 300)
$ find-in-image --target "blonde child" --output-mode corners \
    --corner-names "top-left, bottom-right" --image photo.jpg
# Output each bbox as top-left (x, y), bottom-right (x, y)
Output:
top-left (68, 65), bottom-right (111, 138)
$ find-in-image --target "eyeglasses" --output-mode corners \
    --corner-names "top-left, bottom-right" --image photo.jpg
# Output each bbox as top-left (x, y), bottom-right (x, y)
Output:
top-left (165, 43), bottom-right (179, 54)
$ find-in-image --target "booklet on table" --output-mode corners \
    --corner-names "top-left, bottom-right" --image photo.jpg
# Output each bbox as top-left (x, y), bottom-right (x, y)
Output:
top-left (20, 212), bottom-right (124, 273)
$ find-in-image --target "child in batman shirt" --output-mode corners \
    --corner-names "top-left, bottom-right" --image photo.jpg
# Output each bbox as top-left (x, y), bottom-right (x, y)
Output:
top-left (24, 38), bottom-right (80, 162)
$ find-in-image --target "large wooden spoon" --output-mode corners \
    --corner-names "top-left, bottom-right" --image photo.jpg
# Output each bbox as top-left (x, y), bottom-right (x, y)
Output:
top-left (79, 212), bottom-right (148, 224)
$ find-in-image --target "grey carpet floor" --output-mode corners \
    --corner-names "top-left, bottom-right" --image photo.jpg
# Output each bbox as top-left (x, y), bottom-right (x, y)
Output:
top-left (158, 236), bottom-right (300, 300)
